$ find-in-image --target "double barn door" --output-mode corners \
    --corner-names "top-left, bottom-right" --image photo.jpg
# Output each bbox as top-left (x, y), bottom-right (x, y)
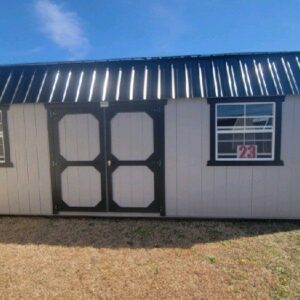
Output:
top-left (48, 102), bottom-right (165, 215)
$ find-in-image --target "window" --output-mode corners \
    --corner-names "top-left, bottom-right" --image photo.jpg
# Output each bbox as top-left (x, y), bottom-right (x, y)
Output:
top-left (207, 97), bottom-right (284, 166)
top-left (216, 103), bottom-right (274, 160)
top-left (0, 107), bottom-right (12, 167)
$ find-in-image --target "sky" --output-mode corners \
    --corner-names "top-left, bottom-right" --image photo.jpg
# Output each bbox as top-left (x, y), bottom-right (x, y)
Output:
top-left (0, 0), bottom-right (299, 64)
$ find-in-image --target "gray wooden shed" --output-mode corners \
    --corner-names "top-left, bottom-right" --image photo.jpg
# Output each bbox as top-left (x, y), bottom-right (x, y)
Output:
top-left (0, 51), bottom-right (299, 219)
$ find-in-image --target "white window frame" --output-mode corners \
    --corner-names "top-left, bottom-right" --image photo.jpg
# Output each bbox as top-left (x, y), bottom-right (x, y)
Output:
top-left (215, 102), bottom-right (276, 161)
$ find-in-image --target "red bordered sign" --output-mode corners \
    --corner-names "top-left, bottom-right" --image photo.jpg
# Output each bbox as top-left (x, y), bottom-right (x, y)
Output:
top-left (237, 145), bottom-right (257, 159)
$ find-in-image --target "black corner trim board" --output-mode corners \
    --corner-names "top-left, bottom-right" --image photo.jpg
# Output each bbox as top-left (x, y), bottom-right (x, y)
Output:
top-left (0, 105), bottom-right (13, 168)
top-left (207, 96), bottom-right (285, 167)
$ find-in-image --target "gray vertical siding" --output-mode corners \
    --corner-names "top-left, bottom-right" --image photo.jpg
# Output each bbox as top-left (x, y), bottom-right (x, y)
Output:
top-left (0, 104), bottom-right (52, 215)
top-left (165, 96), bottom-right (300, 219)
top-left (0, 97), bottom-right (299, 218)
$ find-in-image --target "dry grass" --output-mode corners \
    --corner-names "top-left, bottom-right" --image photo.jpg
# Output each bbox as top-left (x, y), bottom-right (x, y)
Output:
top-left (0, 217), bottom-right (299, 299)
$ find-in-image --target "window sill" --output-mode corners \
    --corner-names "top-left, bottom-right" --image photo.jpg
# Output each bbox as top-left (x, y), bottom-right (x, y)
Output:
top-left (0, 162), bottom-right (14, 168)
top-left (207, 160), bottom-right (284, 166)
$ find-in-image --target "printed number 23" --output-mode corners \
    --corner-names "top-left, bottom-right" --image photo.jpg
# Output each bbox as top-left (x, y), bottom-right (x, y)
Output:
top-left (239, 145), bottom-right (256, 158)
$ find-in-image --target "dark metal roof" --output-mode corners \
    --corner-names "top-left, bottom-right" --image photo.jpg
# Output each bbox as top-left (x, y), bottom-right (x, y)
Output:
top-left (0, 51), bottom-right (299, 104)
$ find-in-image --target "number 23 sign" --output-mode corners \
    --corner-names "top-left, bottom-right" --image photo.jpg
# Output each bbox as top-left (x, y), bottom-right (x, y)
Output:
top-left (237, 145), bottom-right (257, 159)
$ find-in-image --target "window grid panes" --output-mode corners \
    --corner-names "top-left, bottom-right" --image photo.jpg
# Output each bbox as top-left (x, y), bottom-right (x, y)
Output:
top-left (216, 102), bottom-right (275, 161)
top-left (0, 110), bottom-right (5, 163)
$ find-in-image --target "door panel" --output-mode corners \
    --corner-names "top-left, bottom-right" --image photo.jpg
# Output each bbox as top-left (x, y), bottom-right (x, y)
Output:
top-left (48, 106), bottom-right (107, 212)
top-left (111, 112), bottom-right (153, 160)
top-left (112, 166), bottom-right (154, 208)
top-left (59, 114), bottom-right (100, 161)
top-left (106, 103), bottom-right (165, 213)
top-left (61, 166), bottom-right (102, 207)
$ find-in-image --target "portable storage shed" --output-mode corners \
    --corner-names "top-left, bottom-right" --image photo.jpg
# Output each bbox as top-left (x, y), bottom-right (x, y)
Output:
top-left (0, 51), bottom-right (299, 219)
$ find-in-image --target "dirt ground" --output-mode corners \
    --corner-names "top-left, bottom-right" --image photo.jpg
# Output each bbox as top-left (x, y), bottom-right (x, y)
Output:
top-left (0, 217), bottom-right (299, 299)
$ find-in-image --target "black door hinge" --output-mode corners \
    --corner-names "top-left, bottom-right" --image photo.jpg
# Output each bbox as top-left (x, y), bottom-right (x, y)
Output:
top-left (51, 160), bottom-right (58, 168)
top-left (54, 203), bottom-right (59, 212)
top-left (157, 159), bottom-right (162, 168)
top-left (50, 111), bottom-right (57, 118)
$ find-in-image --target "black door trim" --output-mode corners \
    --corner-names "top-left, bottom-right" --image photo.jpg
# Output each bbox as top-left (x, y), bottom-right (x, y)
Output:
top-left (46, 100), bottom-right (166, 215)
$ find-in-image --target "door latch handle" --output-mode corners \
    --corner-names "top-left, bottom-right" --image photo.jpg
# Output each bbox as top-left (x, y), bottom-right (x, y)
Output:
top-left (107, 160), bottom-right (112, 167)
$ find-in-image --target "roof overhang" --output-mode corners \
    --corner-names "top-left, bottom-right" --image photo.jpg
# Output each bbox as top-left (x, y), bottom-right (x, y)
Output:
top-left (0, 51), bottom-right (299, 104)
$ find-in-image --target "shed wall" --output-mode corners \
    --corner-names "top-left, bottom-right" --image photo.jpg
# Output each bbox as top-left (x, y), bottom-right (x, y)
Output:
top-left (0, 104), bottom-right (52, 215)
top-left (1, 97), bottom-right (300, 218)
top-left (165, 96), bottom-right (300, 219)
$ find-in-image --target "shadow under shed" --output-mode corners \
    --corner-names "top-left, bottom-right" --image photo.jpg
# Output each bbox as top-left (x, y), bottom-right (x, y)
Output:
top-left (0, 217), bottom-right (299, 249)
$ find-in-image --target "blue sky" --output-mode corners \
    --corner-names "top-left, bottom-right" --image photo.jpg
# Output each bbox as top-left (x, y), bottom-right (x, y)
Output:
top-left (0, 0), bottom-right (299, 64)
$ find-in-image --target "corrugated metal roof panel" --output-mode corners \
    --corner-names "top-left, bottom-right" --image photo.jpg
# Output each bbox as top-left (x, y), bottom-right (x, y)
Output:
top-left (0, 51), bottom-right (299, 104)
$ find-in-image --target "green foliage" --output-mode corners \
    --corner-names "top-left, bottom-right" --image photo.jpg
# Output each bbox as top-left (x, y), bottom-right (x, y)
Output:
top-left (208, 255), bottom-right (216, 264)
